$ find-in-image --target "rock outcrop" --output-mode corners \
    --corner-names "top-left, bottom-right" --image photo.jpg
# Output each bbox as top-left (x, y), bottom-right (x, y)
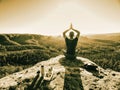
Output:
top-left (0, 55), bottom-right (120, 90)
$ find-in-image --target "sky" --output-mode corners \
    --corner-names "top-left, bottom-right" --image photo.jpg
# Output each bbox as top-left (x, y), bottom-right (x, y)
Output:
top-left (0, 0), bottom-right (120, 35)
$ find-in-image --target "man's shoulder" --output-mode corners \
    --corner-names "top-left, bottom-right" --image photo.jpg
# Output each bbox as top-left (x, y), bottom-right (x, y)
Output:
top-left (65, 37), bottom-right (78, 40)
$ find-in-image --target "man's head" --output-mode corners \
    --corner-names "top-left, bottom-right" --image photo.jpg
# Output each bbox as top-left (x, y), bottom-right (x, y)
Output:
top-left (69, 31), bottom-right (74, 39)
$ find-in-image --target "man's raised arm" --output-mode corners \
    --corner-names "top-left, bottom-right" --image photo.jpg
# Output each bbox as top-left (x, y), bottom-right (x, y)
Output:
top-left (72, 29), bottom-right (80, 38)
top-left (63, 29), bottom-right (69, 38)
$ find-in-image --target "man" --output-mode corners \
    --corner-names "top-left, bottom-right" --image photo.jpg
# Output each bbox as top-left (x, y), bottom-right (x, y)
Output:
top-left (63, 24), bottom-right (80, 60)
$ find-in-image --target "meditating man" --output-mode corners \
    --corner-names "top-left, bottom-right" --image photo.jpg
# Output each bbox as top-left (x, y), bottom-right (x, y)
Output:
top-left (63, 24), bottom-right (80, 60)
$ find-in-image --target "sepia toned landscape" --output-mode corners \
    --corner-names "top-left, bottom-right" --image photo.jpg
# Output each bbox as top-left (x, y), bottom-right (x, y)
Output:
top-left (0, 33), bottom-right (120, 90)
top-left (0, 0), bottom-right (120, 90)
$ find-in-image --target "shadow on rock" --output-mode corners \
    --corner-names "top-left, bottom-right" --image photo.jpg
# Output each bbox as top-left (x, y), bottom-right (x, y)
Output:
top-left (59, 57), bottom-right (84, 90)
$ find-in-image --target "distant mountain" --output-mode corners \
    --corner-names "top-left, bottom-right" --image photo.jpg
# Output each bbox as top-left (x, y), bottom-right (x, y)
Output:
top-left (0, 33), bottom-right (120, 46)
top-left (86, 33), bottom-right (120, 41)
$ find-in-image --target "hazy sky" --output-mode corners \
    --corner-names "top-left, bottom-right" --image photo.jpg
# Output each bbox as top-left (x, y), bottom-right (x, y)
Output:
top-left (0, 0), bottom-right (120, 35)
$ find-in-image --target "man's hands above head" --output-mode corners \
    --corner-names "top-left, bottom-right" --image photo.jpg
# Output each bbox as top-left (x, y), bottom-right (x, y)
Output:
top-left (63, 24), bottom-right (80, 38)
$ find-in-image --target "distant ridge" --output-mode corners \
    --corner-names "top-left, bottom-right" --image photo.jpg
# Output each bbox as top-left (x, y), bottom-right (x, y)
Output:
top-left (0, 34), bottom-right (20, 45)
top-left (86, 32), bottom-right (120, 41)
